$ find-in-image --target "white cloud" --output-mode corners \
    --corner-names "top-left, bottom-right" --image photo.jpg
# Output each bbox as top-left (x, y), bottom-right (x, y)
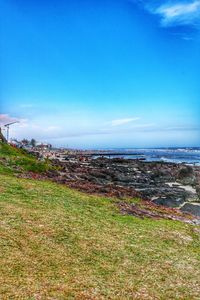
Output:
top-left (2, 113), bottom-right (197, 147)
top-left (109, 117), bottom-right (140, 127)
top-left (131, 0), bottom-right (200, 29)
top-left (158, 1), bottom-right (200, 17)
top-left (153, 1), bottom-right (200, 26)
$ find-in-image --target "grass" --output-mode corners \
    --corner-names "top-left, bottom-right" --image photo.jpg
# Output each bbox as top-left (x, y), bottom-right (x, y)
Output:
top-left (0, 143), bottom-right (200, 299)
top-left (0, 142), bottom-right (53, 174)
top-left (0, 175), bottom-right (200, 299)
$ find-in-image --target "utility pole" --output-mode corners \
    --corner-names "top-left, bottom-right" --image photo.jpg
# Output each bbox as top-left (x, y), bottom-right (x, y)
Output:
top-left (4, 121), bottom-right (19, 142)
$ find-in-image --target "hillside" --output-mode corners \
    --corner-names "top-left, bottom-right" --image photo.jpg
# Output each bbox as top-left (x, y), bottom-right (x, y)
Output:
top-left (0, 143), bottom-right (200, 299)
top-left (0, 142), bottom-right (53, 175)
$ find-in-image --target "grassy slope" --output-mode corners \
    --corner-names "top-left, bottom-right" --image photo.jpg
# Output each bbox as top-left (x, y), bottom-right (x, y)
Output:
top-left (0, 142), bottom-right (52, 174)
top-left (0, 144), bottom-right (200, 299)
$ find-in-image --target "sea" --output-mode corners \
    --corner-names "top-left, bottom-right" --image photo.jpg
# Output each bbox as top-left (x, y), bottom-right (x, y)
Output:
top-left (97, 147), bottom-right (200, 166)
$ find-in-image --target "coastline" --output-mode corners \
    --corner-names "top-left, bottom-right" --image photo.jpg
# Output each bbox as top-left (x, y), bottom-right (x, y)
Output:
top-left (27, 148), bottom-right (200, 219)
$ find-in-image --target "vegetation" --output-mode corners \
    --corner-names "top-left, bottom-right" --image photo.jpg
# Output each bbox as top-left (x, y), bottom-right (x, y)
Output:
top-left (0, 143), bottom-right (200, 299)
top-left (0, 142), bottom-right (53, 174)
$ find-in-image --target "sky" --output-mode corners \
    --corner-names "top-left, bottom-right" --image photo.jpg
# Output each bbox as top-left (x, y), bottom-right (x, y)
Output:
top-left (0, 0), bottom-right (200, 148)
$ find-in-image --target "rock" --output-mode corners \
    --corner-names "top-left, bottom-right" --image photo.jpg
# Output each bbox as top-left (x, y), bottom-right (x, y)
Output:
top-left (178, 166), bottom-right (193, 178)
top-left (29, 150), bottom-right (200, 216)
top-left (180, 203), bottom-right (200, 217)
top-left (196, 185), bottom-right (200, 199)
top-left (153, 197), bottom-right (185, 208)
top-left (177, 166), bottom-right (196, 185)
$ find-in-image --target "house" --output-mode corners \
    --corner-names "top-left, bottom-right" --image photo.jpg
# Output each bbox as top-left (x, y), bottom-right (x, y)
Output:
top-left (35, 143), bottom-right (52, 150)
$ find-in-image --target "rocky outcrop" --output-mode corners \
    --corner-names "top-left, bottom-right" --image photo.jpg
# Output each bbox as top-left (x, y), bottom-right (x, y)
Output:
top-left (24, 150), bottom-right (200, 218)
top-left (47, 156), bottom-right (200, 214)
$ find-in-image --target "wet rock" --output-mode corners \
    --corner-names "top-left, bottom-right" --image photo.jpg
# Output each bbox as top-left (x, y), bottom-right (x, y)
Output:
top-left (180, 203), bottom-right (200, 217)
top-left (153, 197), bottom-right (185, 208)
top-left (29, 151), bottom-right (200, 216)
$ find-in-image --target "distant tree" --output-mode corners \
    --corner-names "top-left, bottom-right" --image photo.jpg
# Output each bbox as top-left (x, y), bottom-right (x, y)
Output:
top-left (21, 139), bottom-right (29, 146)
top-left (30, 138), bottom-right (36, 147)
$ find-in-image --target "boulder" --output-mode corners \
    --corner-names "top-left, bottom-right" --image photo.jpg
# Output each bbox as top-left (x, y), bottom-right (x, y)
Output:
top-left (177, 166), bottom-right (196, 185)
top-left (180, 203), bottom-right (200, 217)
top-left (153, 197), bottom-right (185, 208)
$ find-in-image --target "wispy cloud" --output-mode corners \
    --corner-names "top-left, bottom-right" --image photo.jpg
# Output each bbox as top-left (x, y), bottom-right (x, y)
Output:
top-left (44, 126), bottom-right (61, 132)
top-left (0, 114), bottom-right (18, 125)
top-left (133, 0), bottom-right (200, 29)
top-left (2, 113), bottom-right (198, 146)
top-left (154, 0), bottom-right (200, 27)
top-left (20, 104), bottom-right (34, 109)
top-left (109, 117), bottom-right (140, 127)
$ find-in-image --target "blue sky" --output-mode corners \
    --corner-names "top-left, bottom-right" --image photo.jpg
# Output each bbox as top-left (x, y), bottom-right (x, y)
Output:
top-left (0, 0), bottom-right (200, 148)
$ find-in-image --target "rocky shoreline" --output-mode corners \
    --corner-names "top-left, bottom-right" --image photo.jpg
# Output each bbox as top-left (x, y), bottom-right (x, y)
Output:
top-left (30, 149), bottom-right (200, 218)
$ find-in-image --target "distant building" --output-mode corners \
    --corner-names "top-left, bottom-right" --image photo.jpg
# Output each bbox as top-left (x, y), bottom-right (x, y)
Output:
top-left (35, 143), bottom-right (52, 150)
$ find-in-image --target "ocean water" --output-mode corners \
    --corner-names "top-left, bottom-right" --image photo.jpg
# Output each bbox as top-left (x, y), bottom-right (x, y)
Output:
top-left (99, 148), bottom-right (200, 165)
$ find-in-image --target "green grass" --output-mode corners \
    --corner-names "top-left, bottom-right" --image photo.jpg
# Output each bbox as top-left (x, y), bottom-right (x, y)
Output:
top-left (0, 174), bottom-right (200, 299)
top-left (0, 142), bottom-right (53, 174)
top-left (0, 143), bottom-right (200, 299)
